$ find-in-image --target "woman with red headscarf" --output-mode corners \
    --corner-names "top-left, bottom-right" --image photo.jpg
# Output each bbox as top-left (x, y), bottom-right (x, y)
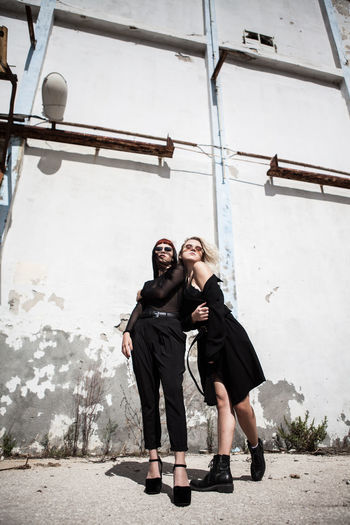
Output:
top-left (121, 238), bottom-right (191, 507)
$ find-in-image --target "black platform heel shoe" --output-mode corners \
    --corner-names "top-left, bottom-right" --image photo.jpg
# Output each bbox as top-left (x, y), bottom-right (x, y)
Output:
top-left (173, 464), bottom-right (191, 507)
top-left (145, 457), bottom-right (162, 494)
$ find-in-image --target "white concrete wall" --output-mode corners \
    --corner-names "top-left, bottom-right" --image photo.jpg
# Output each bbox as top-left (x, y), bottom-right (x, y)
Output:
top-left (1, 33), bottom-right (214, 314)
top-left (216, 0), bottom-right (336, 68)
top-left (0, 0), bottom-right (350, 452)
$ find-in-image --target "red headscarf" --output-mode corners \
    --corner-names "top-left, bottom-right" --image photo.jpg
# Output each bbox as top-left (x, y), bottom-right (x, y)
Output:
top-left (155, 238), bottom-right (176, 251)
top-left (152, 238), bottom-right (177, 277)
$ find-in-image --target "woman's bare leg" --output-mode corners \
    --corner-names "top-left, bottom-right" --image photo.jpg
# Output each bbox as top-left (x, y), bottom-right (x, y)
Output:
top-left (173, 451), bottom-right (189, 487)
top-left (233, 395), bottom-right (258, 446)
top-left (214, 379), bottom-right (236, 454)
top-left (146, 448), bottom-right (161, 478)
top-left (233, 394), bottom-right (265, 481)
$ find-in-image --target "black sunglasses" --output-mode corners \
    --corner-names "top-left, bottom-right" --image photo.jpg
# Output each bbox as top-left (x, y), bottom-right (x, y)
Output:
top-left (155, 246), bottom-right (172, 252)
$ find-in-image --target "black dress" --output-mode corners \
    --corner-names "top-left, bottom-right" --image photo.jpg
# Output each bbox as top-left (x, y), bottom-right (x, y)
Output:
top-left (182, 275), bottom-right (265, 407)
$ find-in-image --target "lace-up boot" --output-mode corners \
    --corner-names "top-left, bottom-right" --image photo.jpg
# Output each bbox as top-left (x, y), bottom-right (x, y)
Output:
top-left (190, 454), bottom-right (233, 493)
top-left (248, 438), bottom-right (265, 481)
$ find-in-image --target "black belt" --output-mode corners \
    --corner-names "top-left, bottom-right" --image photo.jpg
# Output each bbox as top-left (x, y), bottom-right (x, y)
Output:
top-left (140, 310), bottom-right (179, 319)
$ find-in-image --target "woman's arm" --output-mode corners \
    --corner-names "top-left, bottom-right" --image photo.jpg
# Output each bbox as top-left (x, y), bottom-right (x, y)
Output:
top-left (141, 263), bottom-right (185, 301)
top-left (121, 301), bottom-right (142, 358)
top-left (123, 302), bottom-right (142, 334)
top-left (192, 261), bottom-right (213, 290)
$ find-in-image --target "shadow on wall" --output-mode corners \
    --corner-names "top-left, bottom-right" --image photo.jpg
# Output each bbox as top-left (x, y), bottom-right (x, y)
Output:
top-left (264, 180), bottom-right (350, 205)
top-left (30, 146), bottom-right (171, 179)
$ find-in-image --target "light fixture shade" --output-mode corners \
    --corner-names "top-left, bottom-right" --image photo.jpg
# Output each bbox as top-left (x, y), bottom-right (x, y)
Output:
top-left (42, 72), bottom-right (67, 121)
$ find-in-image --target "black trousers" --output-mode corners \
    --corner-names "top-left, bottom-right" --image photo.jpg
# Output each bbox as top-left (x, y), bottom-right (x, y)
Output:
top-left (131, 317), bottom-right (188, 451)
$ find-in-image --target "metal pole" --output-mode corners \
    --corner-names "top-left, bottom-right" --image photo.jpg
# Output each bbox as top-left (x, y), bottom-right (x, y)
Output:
top-left (0, 0), bottom-right (56, 246)
top-left (204, 0), bottom-right (237, 316)
top-left (321, 0), bottom-right (350, 113)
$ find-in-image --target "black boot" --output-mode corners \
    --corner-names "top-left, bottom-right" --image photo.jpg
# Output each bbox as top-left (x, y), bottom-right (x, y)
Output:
top-left (190, 454), bottom-right (233, 493)
top-left (248, 438), bottom-right (265, 481)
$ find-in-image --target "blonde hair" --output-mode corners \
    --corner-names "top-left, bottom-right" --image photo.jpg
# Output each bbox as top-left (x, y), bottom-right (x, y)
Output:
top-left (180, 236), bottom-right (219, 267)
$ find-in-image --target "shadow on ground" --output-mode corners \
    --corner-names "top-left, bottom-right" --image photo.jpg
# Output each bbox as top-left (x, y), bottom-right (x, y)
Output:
top-left (105, 459), bottom-right (252, 502)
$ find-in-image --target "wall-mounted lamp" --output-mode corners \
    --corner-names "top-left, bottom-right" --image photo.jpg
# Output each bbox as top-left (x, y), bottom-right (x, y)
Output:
top-left (42, 72), bottom-right (67, 122)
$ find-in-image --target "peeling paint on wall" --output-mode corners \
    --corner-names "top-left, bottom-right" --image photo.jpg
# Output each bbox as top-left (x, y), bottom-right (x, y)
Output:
top-left (258, 379), bottom-right (305, 426)
top-left (0, 395), bottom-right (13, 406)
top-left (340, 413), bottom-right (350, 426)
top-left (22, 291), bottom-right (45, 312)
top-left (49, 414), bottom-right (73, 441)
top-left (265, 286), bottom-right (279, 303)
top-left (8, 291), bottom-right (21, 314)
top-left (48, 293), bottom-right (65, 310)
top-left (5, 376), bottom-right (21, 393)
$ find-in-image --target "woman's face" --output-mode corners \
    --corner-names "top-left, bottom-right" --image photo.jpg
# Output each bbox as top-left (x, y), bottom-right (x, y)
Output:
top-left (154, 243), bottom-right (174, 266)
top-left (181, 238), bottom-right (204, 264)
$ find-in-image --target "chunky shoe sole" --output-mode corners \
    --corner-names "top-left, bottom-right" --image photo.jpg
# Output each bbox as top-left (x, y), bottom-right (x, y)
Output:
top-left (145, 478), bottom-right (162, 494)
top-left (173, 486), bottom-right (191, 506)
top-left (190, 483), bottom-right (233, 493)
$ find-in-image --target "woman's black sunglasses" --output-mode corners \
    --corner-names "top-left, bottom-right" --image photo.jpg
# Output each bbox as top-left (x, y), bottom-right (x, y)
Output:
top-left (154, 246), bottom-right (172, 252)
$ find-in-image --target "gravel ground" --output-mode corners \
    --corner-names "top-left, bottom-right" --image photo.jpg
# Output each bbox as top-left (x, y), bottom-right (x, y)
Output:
top-left (0, 453), bottom-right (349, 524)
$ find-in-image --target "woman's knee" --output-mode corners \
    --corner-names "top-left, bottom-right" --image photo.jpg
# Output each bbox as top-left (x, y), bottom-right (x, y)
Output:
top-left (233, 397), bottom-right (254, 419)
top-left (215, 387), bottom-right (231, 411)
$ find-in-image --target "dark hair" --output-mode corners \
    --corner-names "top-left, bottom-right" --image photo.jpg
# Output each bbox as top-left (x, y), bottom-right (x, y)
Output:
top-left (152, 239), bottom-right (178, 278)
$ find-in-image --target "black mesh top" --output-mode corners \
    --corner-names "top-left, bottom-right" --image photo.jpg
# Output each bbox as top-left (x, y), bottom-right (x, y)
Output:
top-left (124, 263), bottom-right (185, 333)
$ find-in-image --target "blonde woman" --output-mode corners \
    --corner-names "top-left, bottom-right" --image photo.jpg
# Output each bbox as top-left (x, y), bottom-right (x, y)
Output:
top-left (180, 237), bottom-right (266, 493)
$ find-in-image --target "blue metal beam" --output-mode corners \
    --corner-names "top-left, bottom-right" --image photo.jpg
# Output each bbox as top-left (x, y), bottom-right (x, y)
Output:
top-left (203, 0), bottom-right (238, 317)
top-left (0, 0), bottom-right (56, 244)
top-left (322, 0), bottom-right (350, 113)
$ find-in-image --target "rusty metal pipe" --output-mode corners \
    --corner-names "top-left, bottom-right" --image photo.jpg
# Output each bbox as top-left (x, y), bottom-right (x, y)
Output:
top-left (0, 122), bottom-right (175, 158)
top-left (25, 5), bottom-right (36, 48)
top-left (58, 120), bottom-right (197, 147)
top-left (267, 155), bottom-right (350, 190)
top-left (212, 49), bottom-right (228, 81)
top-left (235, 150), bottom-right (350, 177)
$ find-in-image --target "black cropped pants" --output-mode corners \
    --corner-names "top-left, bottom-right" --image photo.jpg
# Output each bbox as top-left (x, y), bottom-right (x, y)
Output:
top-left (131, 317), bottom-right (188, 451)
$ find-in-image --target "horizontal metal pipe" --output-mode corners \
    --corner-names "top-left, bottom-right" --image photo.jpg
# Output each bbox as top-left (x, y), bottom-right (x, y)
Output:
top-left (236, 151), bottom-right (350, 177)
top-left (1, 114), bottom-right (348, 177)
top-left (58, 120), bottom-right (198, 147)
top-left (267, 166), bottom-right (350, 189)
top-left (0, 122), bottom-right (175, 158)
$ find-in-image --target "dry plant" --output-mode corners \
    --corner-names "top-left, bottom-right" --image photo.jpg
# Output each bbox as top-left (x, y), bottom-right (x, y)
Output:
top-left (68, 366), bottom-right (106, 456)
top-left (80, 369), bottom-right (105, 455)
top-left (102, 418), bottom-right (118, 456)
top-left (120, 384), bottom-right (144, 454)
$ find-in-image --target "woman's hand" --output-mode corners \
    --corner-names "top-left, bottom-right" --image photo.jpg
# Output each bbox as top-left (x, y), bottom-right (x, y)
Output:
top-left (191, 302), bottom-right (209, 323)
top-left (122, 332), bottom-right (133, 359)
top-left (136, 290), bottom-right (142, 302)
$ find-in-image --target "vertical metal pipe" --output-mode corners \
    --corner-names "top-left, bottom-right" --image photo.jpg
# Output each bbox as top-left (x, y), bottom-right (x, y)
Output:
top-left (203, 0), bottom-right (238, 316)
top-left (0, 0), bottom-right (56, 249)
top-left (321, 0), bottom-right (350, 113)
top-left (25, 5), bottom-right (37, 48)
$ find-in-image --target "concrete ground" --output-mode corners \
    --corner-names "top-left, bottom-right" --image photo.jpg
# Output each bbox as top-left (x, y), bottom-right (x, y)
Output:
top-left (0, 453), bottom-right (349, 525)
